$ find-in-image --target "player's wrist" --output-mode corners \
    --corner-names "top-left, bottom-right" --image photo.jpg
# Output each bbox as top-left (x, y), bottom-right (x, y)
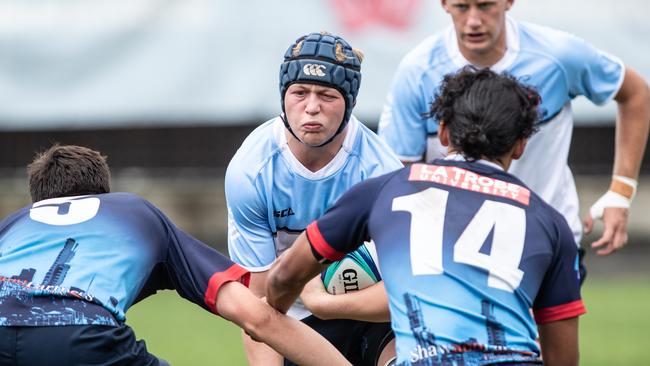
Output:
top-left (610, 175), bottom-right (637, 200)
top-left (589, 175), bottom-right (637, 219)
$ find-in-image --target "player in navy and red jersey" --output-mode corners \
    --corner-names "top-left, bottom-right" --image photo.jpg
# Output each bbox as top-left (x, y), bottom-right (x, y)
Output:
top-left (0, 144), bottom-right (350, 366)
top-left (267, 68), bottom-right (585, 366)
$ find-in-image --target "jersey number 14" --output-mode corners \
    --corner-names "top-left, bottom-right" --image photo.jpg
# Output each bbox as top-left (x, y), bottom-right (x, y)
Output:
top-left (392, 187), bottom-right (525, 292)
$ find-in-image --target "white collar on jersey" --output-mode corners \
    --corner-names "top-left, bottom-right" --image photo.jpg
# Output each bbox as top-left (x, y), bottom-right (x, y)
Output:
top-left (443, 153), bottom-right (505, 171)
top-left (273, 115), bottom-right (360, 180)
top-left (445, 15), bottom-right (520, 72)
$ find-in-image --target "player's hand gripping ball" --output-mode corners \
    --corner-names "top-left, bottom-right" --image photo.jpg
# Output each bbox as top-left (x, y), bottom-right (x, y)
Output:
top-left (321, 241), bottom-right (381, 294)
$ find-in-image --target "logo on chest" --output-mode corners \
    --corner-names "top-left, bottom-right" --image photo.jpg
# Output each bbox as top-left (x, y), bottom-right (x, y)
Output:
top-left (273, 207), bottom-right (296, 218)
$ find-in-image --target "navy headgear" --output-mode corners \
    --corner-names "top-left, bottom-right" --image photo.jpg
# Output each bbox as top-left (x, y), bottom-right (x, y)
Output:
top-left (279, 32), bottom-right (362, 145)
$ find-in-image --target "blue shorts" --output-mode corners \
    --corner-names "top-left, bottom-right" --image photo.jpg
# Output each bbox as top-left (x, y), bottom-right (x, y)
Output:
top-left (284, 316), bottom-right (393, 366)
top-left (0, 324), bottom-right (169, 366)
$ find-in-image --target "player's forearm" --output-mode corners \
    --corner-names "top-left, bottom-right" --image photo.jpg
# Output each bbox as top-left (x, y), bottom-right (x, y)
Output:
top-left (240, 302), bottom-right (350, 366)
top-left (305, 282), bottom-right (390, 322)
top-left (266, 268), bottom-right (304, 314)
top-left (260, 310), bottom-right (352, 366)
top-left (614, 69), bottom-right (650, 178)
top-left (241, 330), bottom-right (284, 366)
top-left (267, 235), bottom-right (326, 313)
top-left (338, 282), bottom-right (390, 322)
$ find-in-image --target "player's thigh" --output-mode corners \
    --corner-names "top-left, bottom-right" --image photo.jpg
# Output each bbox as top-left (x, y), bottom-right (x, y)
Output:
top-left (283, 317), bottom-right (394, 366)
top-left (376, 337), bottom-right (396, 366)
top-left (284, 316), bottom-right (367, 366)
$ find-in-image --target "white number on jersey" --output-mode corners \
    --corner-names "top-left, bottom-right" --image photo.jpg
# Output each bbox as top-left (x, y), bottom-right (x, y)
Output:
top-left (392, 187), bottom-right (526, 292)
top-left (30, 196), bottom-right (101, 226)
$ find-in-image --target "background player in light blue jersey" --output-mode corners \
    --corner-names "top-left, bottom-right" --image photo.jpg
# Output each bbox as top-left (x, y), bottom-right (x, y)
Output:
top-left (0, 144), bottom-right (351, 366)
top-left (378, 0), bottom-right (650, 259)
top-left (268, 68), bottom-right (585, 366)
top-left (225, 32), bottom-right (402, 365)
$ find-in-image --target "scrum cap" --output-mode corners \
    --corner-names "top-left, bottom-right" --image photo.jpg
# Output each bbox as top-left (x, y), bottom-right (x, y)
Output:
top-left (279, 32), bottom-right (362, 141)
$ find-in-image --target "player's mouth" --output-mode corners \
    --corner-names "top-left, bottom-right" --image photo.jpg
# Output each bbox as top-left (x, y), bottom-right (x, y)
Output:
top-left (302, 122), bottom-right (323, 131)
top-left (464, 32), bottom-right (487, 43)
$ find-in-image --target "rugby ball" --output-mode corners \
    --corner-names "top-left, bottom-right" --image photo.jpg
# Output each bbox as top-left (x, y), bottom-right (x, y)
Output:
top-left (321, 241), bottom-right (381, 295)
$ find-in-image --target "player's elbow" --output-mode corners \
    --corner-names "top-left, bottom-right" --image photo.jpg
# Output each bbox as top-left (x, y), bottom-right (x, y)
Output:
top-left (267, 265), bottom-right (295, 294)
top-left (617, 67), bottom-right (650, 108)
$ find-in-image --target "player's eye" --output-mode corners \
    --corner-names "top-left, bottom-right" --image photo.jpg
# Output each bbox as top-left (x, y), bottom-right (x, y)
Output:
top-left (477, 2), bottom-right (494, 10)
top-left (321, 93), bottom-right (338, 101)
top-left (454, 4), bottom-right (469, 11)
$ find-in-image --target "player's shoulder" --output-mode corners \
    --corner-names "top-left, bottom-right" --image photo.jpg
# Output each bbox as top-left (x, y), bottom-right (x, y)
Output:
top-left (510, 175), bottom-right (573, 242)
top-left (95, 192), bottom-right (162, 218)
top-left (458, 162), bottom-right (571, 244)
top-left (346, 117), bottom-right (403, 174)
top-left (517, 20), bottom-right (596, 65)
top-left (226, 117), bottom-right (283, 184)
top-left (94, 192), bottom-right (147, 207)
top-left (0, 204), bottom-right (31, 233)
top-left (344, 165), bottom-right (407, 200)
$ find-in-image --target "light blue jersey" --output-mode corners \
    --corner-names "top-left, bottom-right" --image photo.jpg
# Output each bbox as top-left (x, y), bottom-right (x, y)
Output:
top-left (226, 116), bottom-right (402, 318)
top-left (0, 193), bottom-right (248, 327)
top-left (378, 17), bottom-right (624, 244)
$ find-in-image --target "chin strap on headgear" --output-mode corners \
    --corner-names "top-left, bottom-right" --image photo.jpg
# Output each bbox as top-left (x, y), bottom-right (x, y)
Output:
top-left (279, 32), bottom-right (362, 146)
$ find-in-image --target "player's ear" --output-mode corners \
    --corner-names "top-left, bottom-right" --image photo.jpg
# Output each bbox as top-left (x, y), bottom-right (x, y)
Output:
top-left (505, 0), bottom-right (514, 11)
top-left (441, 0), bottom-right (450, 12)
top-left (512, 138), bottom-right (527, 160)
top-left (438, 121), bottom-right (450, 147)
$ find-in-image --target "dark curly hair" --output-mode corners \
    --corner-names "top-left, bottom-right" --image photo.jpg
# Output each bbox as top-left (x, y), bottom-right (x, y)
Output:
top-left (428, 66), bottom-right (540, 161)
top-left (27, 144), bottom-right (111, 202)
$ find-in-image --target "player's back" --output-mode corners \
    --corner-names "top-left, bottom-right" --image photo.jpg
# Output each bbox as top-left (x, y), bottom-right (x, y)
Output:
top-left (368, 160), bottom-right (583, 365)
top-left (0, 193), bottom-right (168, 325)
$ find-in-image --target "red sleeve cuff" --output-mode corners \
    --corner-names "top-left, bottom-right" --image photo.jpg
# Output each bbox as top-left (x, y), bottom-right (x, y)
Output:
top-left (204, 264), bottom-right (250, 315)
top-left (534, 300), bottom-right (586, 324)
top-left (306, 222), bottom-right (346, 262)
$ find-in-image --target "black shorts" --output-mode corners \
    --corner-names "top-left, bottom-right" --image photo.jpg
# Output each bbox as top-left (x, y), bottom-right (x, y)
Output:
top-left (284, 316), bottom-right (393, 366)
top-left (0, 324), bottom-right (169, 366)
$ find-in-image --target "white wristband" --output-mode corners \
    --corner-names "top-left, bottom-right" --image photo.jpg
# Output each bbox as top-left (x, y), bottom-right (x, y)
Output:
top-left (589, 190), bottom-right (631, 220)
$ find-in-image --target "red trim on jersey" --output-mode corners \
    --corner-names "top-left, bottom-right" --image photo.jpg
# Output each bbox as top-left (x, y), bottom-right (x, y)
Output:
top-left (204, 264), bottom-right (250, 315)
top-left (408, 164), bottom-right (531, 205)
top-left (306, 222), bottom-right (346, 261)
top-left (534, 300), bottom-right (586, 324)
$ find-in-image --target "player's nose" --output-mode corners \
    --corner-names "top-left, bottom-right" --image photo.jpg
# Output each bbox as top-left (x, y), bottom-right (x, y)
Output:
top-left (304, 94), bottom-right (321, 114)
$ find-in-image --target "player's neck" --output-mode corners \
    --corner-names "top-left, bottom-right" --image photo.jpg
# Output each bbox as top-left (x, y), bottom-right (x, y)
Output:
top-left (495, 156), bottom-right (512, 171)
top-left (447, 150), bottom-right (512, 171)
top-left (286, 131), bottom-right (346, 172)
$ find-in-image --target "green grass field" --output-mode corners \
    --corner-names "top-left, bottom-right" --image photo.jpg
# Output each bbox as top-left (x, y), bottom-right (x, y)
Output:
top-left (127, 278), bottom-right (650, 365)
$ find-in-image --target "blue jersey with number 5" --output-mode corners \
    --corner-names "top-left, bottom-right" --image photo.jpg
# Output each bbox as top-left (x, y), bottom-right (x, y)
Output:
top-left (306, 159), bottom-right (584, 365)
top-left (0, 193), bottom-right (248, 327)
